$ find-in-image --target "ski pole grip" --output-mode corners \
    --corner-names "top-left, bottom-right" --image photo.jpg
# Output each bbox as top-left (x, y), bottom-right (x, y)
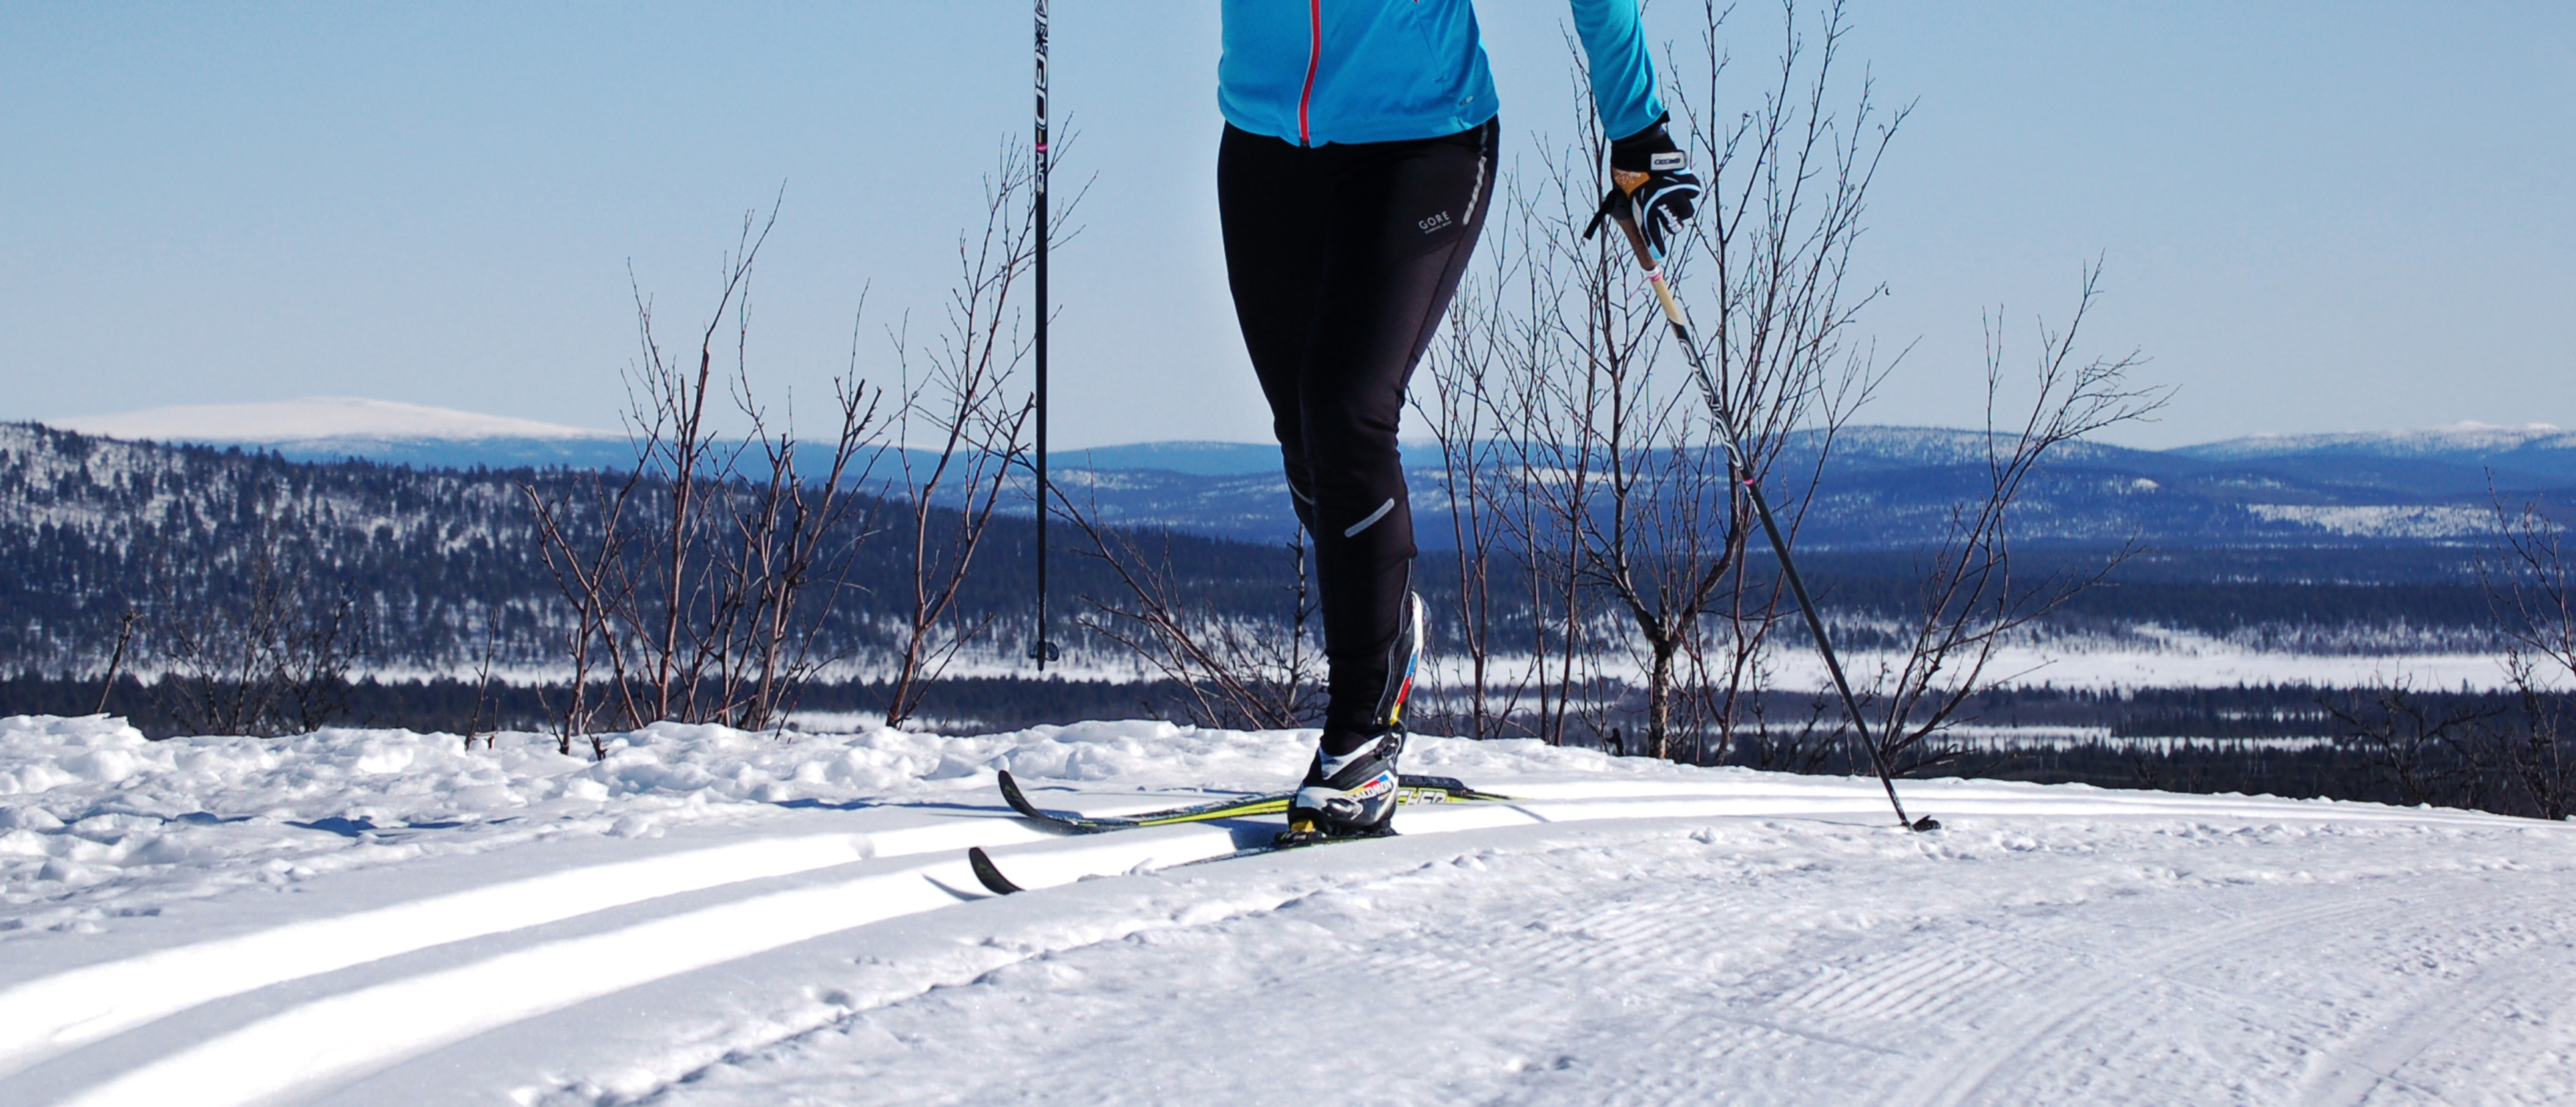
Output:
top-left (1611, 211), bottom-right (1658, 272)
top-left (1607, 167), bottom-right (1664, 272)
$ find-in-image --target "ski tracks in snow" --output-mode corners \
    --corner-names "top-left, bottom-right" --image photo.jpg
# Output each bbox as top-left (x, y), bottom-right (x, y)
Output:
top-left (636, 810), bottom-right (2576, 1107)
top-left (0, 814), bottom-right (1057, 1107)
top-left (3, 774), bottom-right (2575, 1106)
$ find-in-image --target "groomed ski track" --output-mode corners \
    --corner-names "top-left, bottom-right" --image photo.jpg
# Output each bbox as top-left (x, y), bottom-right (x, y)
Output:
top-left (4, 719), bottom-right (2575, 1105)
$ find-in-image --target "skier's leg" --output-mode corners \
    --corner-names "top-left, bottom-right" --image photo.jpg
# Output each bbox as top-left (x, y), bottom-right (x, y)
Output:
top-left (1218, 118), bottom-right (1497, 838)
top-left (1296, 118), bottom-right (1497, 750)
top-left (1217, 125), bottom-right (1328, 536)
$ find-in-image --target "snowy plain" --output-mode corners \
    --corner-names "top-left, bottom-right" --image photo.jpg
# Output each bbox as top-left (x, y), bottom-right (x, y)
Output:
top-left (4, 713), bottom-right (2573, 1106)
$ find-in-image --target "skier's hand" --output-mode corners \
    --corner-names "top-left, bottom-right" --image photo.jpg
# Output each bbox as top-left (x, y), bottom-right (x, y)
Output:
top-left (1593, 118), bottom-right (1701, 261)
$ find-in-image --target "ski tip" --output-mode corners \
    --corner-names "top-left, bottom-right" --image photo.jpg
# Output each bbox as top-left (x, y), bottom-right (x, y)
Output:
top-left (967, 846), bottom-right (1025, 896)
top-left (996, 770), bottom-right (1046, 820)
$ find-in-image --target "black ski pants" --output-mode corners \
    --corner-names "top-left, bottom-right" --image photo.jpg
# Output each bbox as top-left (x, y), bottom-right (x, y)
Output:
top-left (1218, 117), bottom-right (1497, 740)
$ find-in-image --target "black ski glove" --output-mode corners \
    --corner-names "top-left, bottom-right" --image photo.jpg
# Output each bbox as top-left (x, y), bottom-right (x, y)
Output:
top-left (1588, 117), bottom-right (1701, 260)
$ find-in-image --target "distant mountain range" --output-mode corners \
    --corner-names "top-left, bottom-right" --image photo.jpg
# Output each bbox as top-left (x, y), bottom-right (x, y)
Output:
top-left (0, 421), bottom-right (2519, 680)
top-left (1038, 425), bottom-right (2576, 549)
top-left (40, 399), bottom-right (1431, 478)
top-left (34, 401), bottom-right (2576, 548)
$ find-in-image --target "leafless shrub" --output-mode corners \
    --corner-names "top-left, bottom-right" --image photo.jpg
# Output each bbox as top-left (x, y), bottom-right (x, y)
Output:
top-left (525, 197), bottom-right (889, 755)
top-left (149, 491), bottom-right (372, 736)
top-left (1729, 691), bottom-right (1843, 773)
top-left (1476, 168), bottom-right (1617, 746)
top-left (1627, 0), bottom-right (1903, 764)
top-left (723, 375), bottom-right (886, 730)
top-left (1059, 487), bottom-right (1325, 730)
top-left (877, 142), bottom-right (1062, 730)
top-left (2478, 497), bottom-right (2576, 819)
top-left (1417, 3), bottom-right (2166, 819)
top-left (1856, 264), bottom-right (2166, 780)
top-left (462, 606), bottom-right (503, 751)
top-left (2492, 658), bottom-right (2576, 821)
top-left (1417, 0), bottom-right (1895, 756)
top-left (2323, 683), bottom-right (2501, 810)
top-left (524, 460), bottom-right (645, 754)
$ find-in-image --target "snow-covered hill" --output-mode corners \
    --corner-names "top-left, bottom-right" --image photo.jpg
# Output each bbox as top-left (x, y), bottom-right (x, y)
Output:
top-left (43, 398), bottom-right (635, 471)
top-left (47, 398), bottom-right (619, 443)
top-left (2177, 421), bottom-right (2576, 490)
top-left (4, 714), bottom-right (2571, 1106)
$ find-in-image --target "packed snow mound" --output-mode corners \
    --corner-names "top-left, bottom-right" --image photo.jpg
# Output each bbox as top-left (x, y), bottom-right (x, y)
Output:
top-left (0, 714), bottom-right (1685, 917)
top-left (45, 397), bottom-right (618, 443)
top-left (0, 714), bottom-right (1664, 817)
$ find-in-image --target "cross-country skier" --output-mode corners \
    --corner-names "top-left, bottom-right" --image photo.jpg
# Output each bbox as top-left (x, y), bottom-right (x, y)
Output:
top-left (1218, 1), bottom-right (1701, 841)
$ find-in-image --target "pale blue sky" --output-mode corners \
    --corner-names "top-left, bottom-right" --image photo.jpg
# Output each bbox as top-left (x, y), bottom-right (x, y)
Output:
top-left (4, 2), bottom-right (2569, 449)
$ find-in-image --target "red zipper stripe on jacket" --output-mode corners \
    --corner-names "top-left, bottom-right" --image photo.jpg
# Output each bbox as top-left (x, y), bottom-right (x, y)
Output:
top-left (1298, 0), bottom-right (1322, 145)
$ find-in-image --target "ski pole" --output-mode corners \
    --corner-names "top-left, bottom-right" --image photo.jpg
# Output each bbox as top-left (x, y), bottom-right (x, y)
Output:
top-left (1592, 196), bottom-right (1933, 832)
top-left (1027, 0), bottom-right (1060, 669)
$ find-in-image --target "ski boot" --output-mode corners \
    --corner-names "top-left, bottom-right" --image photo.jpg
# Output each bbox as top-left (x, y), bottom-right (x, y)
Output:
top-left (1281, 592), bottom-right (1425, 846)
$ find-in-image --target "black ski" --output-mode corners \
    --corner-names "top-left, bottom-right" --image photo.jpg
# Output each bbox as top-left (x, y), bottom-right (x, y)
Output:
top-left (972, 773), bottom-right (1516, 896)
top-left (996, 769), bottom-right (1509, 835)
top-left (998, 770), bottom-right (1288, 832)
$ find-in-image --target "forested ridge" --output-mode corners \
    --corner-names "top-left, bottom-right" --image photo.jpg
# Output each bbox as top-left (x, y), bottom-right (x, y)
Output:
top-left (0, 422), bottom-right (2519, 679)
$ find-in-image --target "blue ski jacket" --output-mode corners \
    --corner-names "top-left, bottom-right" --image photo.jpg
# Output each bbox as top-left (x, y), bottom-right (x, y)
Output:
top-left (1220, 0), bottom-right (1665, 148)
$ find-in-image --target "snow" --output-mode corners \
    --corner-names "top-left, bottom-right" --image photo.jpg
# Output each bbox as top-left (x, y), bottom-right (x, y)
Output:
top-left (2182, 421), bottom-right (2576, 460)
top-left (1420, 636), bottom-right (2539, 696)
top-left (44, 397), bottom-right (618, 443)
top-left (1776, 643), bottom-right (2535, 693)
top-left (4, 713), bottom-right (2574, 1106)
top-left (2246, 503), bottom-right (2500, 540)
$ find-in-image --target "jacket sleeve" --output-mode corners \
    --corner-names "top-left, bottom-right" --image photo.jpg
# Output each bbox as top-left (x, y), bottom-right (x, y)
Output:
top-left (1569, 0), bottom-right (1668, 142)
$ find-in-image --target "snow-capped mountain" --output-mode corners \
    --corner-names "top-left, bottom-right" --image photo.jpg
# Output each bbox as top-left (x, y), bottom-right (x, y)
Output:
top-left (2177, 421), bottom-right (2576, 461)
top-left (44, 397), bottom-right (636, 471)
top-left (48, 397), bottom-right (618, 443)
